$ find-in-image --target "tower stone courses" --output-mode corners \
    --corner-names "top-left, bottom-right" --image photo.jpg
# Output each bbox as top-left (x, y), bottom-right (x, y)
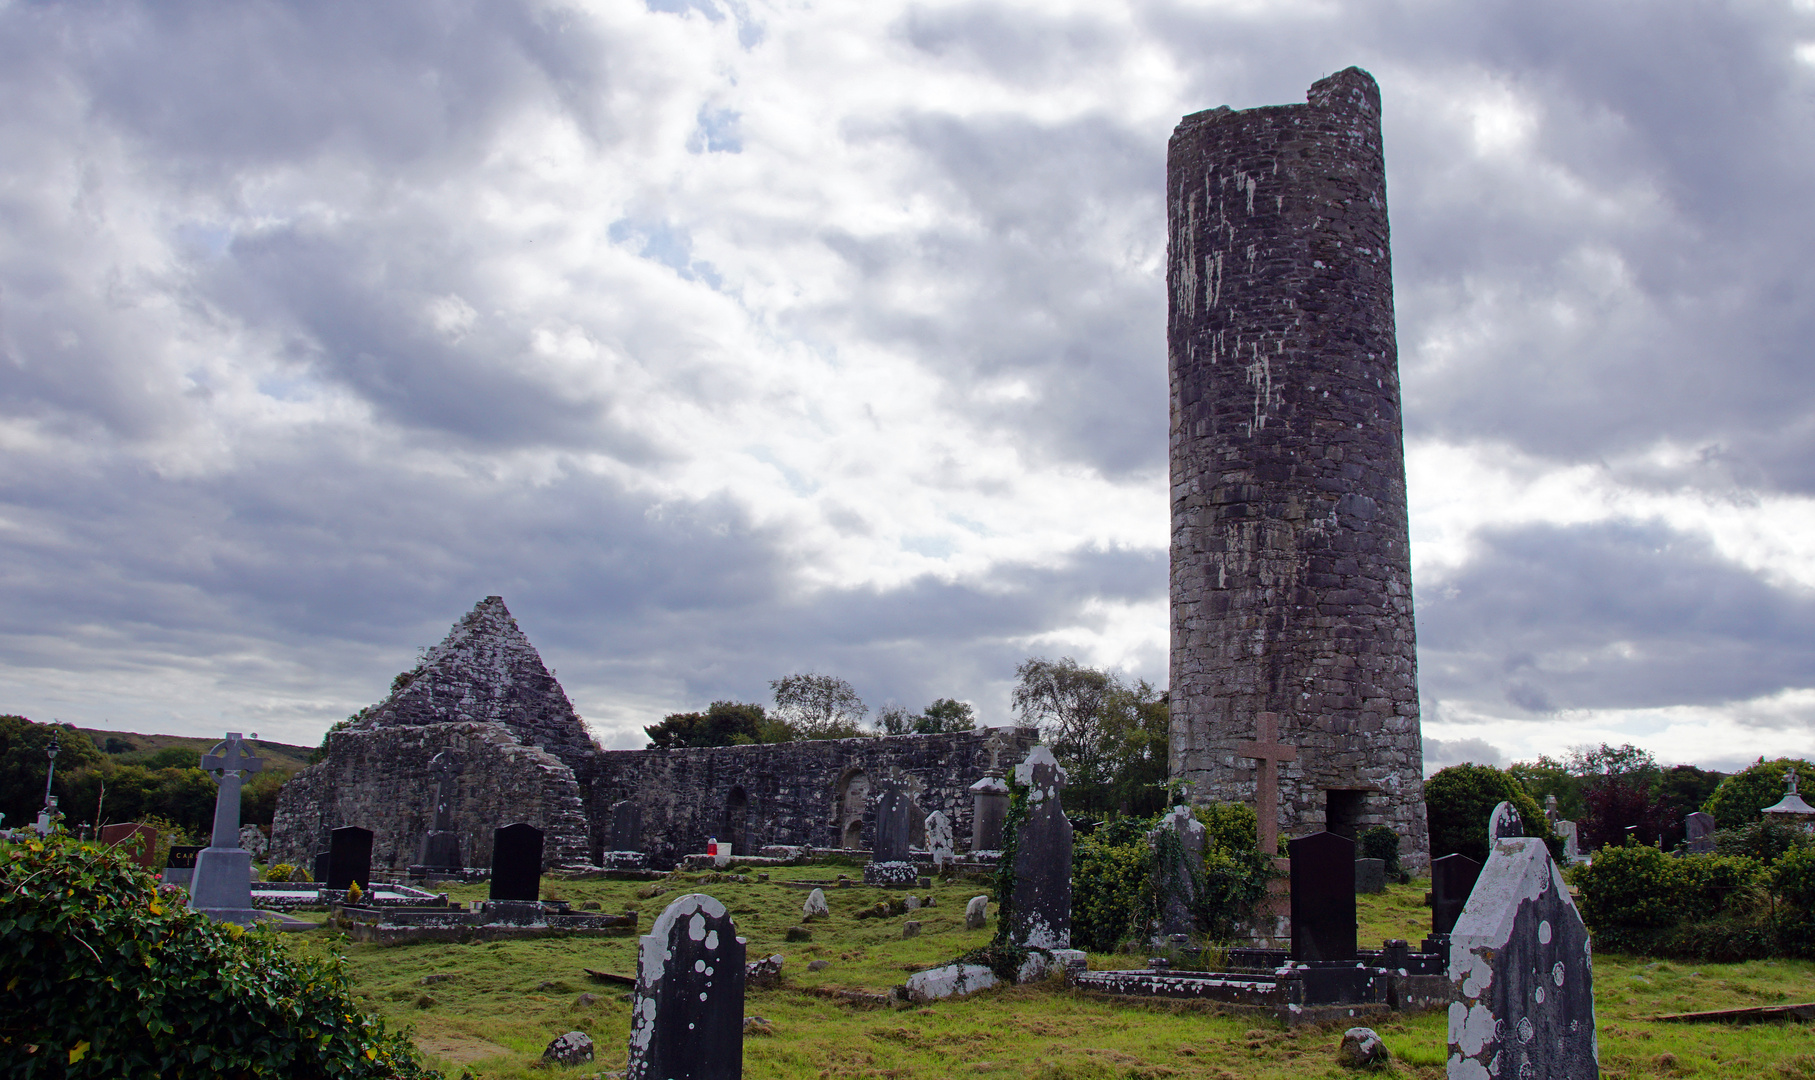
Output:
top-left (1166, 67), bottom-right (1428, 870)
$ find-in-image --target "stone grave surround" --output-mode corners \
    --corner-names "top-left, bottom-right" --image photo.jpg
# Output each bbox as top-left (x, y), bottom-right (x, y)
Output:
top-left (1448, 835), bottom-right (1597, 1080)
top-left (627, 893), bottom-right (746, 1080)
top-left (1164, 66), bottom-right (1430, 873)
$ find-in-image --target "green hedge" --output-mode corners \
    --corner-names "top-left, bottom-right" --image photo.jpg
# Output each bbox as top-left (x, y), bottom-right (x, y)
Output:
top-left (1571, 842), bottom-right (1813, 961)
top-left (1425, 763), bottom-right (1559, 864)
top-left (0, 833), bottom-right (436, 1079)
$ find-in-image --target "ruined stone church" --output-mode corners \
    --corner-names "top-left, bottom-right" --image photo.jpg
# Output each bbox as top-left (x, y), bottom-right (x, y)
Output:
top-left (1166, 68), bottom-right (1430, 869)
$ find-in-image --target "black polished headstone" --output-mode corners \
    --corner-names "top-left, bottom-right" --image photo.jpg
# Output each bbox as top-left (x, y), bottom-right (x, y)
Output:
top-left (1007, 746), bottom-right (1073, 949)
top-left (1430, 852), bottom-right (1483, 939)
top-left (1289, 831), bottom-right (1356, 962)
top-left (327, 826), bottom-right (374, 891)
top-left (610, 800), bottom-right (644, 852)
top-left (490, 822), bottom-right (545, 902)
top-left (626, 893), bottom-right (746, 1080)
top-left (312, 850), bottom-right (330, 883)
top-left (872, 785), bottom-right (913, 863)
top-left (166, 846), bottom-right (203, 869)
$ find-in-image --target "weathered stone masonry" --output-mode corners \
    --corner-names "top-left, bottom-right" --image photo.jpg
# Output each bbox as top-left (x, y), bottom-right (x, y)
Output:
top-left (1167, 68), bottom-right (1429, 869)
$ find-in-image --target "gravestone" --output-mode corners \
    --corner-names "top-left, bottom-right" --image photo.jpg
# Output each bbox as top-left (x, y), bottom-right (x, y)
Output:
top-left (188, 732), bottom-right (266, 926)
top-left (626, 893), bottom-right (746, 1080)
top-left (1448, 834), bottom-right (1598, 1080)
top-left (1489, 801), bottom-right (1526, 842)
top-left (327, 826), bottom-right (375, 891)
top-left (872, 785), bottom-right (913, 863)
top-left (100, 822), bottom-right (158, 870)
top-left (610, 800), bottom-right (644, 852)
top-left (312, 850), bottom-right (331, 883)
top-left (969, 731), bottom-right (1010, 852)
top-left (1148, 805), bottom-right (1206, 940)
top-left (162, 845), bottom-right (203, 886)
top-left (1288, 831), bottom-right (1356, 962)
top-left (1685, 812), bottom-right (1716, 855)
top-left (925, 811), bottom-right (954, 869)
top-left (1554, 820), bottom-right (1582, 863)
top-left (965, 895), bottom-right (989, 931)
top-left (491, 822), bottom-right (545, 902)
top-left (1006, 745), bottom-right (1072, 949)
top-left (1237, 711), bottom-right (1298, 856)
top-left (1354, 857), bottom-right (1386, 895)
top-left (415, 751), bottom-right (463, 871)
top-left (802, 888), bottom-right (829, 920)
top-left (1426, 852), bottom-right (1483, 951)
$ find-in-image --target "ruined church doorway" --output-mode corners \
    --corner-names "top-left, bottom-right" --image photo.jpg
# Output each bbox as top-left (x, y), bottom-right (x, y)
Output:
top-left (1325, 789), bottom-right (1367, 841)
top-left (725, 786), bottom-right (750, 856)
top-left (835, 769), bottom-right (869, 850)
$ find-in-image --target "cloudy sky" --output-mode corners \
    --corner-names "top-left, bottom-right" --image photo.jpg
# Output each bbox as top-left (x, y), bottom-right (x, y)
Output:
top-left (2, 0), bottom-right (1813, 773)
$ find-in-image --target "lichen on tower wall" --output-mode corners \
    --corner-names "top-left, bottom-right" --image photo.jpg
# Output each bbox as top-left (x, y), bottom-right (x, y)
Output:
top-left (1166, 67), bottom-right (1429, 869)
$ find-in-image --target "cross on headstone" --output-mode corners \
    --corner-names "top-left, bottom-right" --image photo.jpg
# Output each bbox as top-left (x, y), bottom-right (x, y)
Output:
top-left (200, 733), bottom-right (264, 848)
top-left (1236, 711), bottom-right (1297, 855)
top-left (983, 729), bottom-right (1008, 772)
top-left (189, 732), bottom-right (265, 926)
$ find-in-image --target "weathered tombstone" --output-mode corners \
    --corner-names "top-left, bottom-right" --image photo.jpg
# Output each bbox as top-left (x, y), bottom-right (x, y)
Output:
top-left (162, 845), bottom-right (203, 886)
top-left (610, 800), bottom-right (644, 852)
top-left (1288, 831), bottom-right (1356, 962)
top-left (100, 822), bottom-right (158, 870)
top-left (312, 850), bottom-right (331, 883)
top-left (1426, 852), bottom-right (1483, 949)
top-left (1147, 805), bottom-right (1206, 941)
top-left (1554, 819), bottom-right (1582, 863)
top-left (626, 893), bottom-right (746, 1080)
top-left (969, 731), bottom-right (1010, 852)
top-left (188, 732), bottom-right (265, 926)
top-left (802, 888), bottom-right (829, 920)
top-left (925, 810), bottom-right (954, 868)
top-left (415, 751), bottom-right (463, 871)
top-left (1489, 800), bottom-right (1526, 842)
top-left (872, 785), bottom-right (913, 863)
top-left (490, 822), bottom-right (545, 902)
top-left (1354, 857), bottom-right (1387, 895)
top-left (1685, 812), bottom-right (1716, 855)
top-left (1448, 834), bottom-right (1598, 1079)
top-left (965, 895), bottom-right (989, 931)
top-left (1006, 745), bottom-right (1072, 949)
top-left (327, 826), bottom-right (375, 891)
top-left (1544, 794), bottom-right (1561, 823)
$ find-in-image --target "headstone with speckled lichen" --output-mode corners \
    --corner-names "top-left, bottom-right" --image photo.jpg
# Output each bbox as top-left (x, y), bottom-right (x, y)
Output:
top-left (1006, 745), bottom-right (1072, 949)
top-left (626, 892), bottom-right (746, 1080)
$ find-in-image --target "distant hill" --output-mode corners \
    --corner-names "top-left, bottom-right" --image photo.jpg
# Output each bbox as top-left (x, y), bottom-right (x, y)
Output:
top-left (73, 728), bottom-right (315, 776)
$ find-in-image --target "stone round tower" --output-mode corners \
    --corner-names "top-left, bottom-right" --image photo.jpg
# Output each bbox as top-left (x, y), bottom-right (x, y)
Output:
top-left (1166, 68), bottom-right (1428, 869)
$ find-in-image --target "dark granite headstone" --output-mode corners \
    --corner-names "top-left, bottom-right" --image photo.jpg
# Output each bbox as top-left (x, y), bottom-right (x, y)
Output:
top-left (1354, 857), bottom-right (1386, 895)
top-left (101, 822), bottom-right (159, 869)
top-left (1448, 835), bottom-right (1598, 1079)
top-left (610, 800), bottom-right (644, 852)
top-left (1288, 831), bottom-right (1356, 962)
top-left (1430, 852), bottom-right (1483, 941)
top-left (490, 822), bottom-right (545, 902)
top-left (626, 893), bottom-right (746, 1080)
top-left (1148, 806), bottom-right (1206, 940)
top-left (1685, 811), bottom-right (1716, 855)
top-left (1007, 746), bottom-right (1072, 949)
top-left (327, 826), bottom-right (374, 891)
top-left (312, 850), bottom-right (330, 883)
top-left (872, 785), bottom-right (913, 863)
top-left (166, 845), bottom-right (203, 869)
top-left (1489, 800), bottom-right (1526, 842)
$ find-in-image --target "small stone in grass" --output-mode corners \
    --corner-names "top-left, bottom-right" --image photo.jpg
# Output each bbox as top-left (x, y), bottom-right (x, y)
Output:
top-left (542, 1030), bottom-right (594, 1066)
top-left (1336, 1027), bottom-right (1389, 1070)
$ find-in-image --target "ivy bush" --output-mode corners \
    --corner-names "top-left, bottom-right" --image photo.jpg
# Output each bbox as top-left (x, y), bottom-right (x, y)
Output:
top-left (0, 833), bottom-right (436, 1079)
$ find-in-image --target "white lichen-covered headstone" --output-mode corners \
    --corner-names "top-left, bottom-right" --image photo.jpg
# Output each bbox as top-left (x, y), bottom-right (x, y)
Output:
top-left (1007, 745), bottom-right (1072, 949)
top-left (627, 893), bottom-right (746, 1080)
top-left (802, 888), bottom-right (829, 920)
top-left (965, 895), bottom-right (989, 930)
top-left (925, 810), bottom-right (954, 868)
top-left (1447, 835), bottom-right (1598, 1080)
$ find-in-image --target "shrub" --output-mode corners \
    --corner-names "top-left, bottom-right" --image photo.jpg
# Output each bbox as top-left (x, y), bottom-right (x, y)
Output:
top-left (264, 863), bottom-right (300, 882)
top-left (1359, 826), bottom-right (1402, 879)
top-left (1573, 842), bottom-right (1682, 931)
top-left (1193, 802), bottom-right (1258, 854)
top-left (1705, 757), bottom-right (1815, 829)
top-left (1068, 808), bottom-right (1274, 953)
top-left (0, 833), bottom-right (435, 1079)
top-left (1425, 764), bottom-right (1557, 863)
top-left (1674, 855), bottom-right (1764, 923)
top-left (1713, 818), bottom-right (1814, 865)
top-left (1774, 846), bottom-right (1815, 911)
top-left (1070, 831), bottom-right (1152, 953)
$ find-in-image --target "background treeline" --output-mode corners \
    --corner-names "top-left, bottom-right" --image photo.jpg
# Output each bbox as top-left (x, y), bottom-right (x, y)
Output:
top-left (0, 715), bottom-right (300, 842)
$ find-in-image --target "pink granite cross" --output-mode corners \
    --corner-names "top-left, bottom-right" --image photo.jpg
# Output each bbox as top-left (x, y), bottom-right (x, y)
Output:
top-left (1237, 711), bottom-right (1297, 856)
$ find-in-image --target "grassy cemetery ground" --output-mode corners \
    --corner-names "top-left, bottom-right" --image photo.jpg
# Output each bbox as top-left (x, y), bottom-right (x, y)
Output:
top-left (286, 864), bottom-right (1815, 1079)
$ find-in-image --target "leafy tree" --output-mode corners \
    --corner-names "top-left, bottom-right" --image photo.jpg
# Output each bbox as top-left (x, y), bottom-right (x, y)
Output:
top-left (1578, 774), bottom-right (1672, 851)
top-left (644, 701), bottom-right (771, 748)
top-left (916, 698), bottom-right (976, 733)
top-left (0, 715), bottom-right (104, 827)
top-left (1655, 764), bottom-right (1725, 848)
top-left (1424, 763), bottom-right (1557, 863)
top-left (1507, 755), bottom-right (1584, 820)
top-left (770, 673), bottom-right (869, 740)
top-left (1011, 658), bottom-right (1169, 817)
top-left (57, 764), bottom-right (219, 839)
top-left (1705, 757), bottom-right (1815, 829)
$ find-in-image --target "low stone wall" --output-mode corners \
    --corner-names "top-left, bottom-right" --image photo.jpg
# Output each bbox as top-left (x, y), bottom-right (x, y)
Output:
top-left (270, 722), bottom-right (589, 871)
top-left (587, 727), bottom-right (1040, 868)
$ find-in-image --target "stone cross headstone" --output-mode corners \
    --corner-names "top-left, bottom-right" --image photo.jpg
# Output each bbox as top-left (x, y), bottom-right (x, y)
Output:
top-left (1237, 711), bottom-right (1298, 856)
top-left (416, 752), bottom-right (464, 871)
top-left (1147, 805), bottom-right (1206, 941)
top-left (610, 800), bottom-right (644, 852)
top-left (1489, 800), bottom-right (1526, 842)
top-left (1448, 834), bottom-right (1598, 1080)
top-left (189, 732), bottom-right (265, 926)
top-left (100, 822), bottom-right (158, 870)
top-left (1288, 831), bottom-right (1356, 962)
top-left (1685, 811), bottom-right (1716, 855)
top-left (1544, 794), bottom-right (1560, 823)
top-left (490, 822), bottom-right (545, 902)
top-left (1006, 745), bottom-right (1072, 949)
top-left (626, 893), bottom-right (746, 1080)
top-left (925, 811), bottom-right (953, 868)
top-left (327, 825), bottom-right (374, 891)
top-left (872, 782), bottom-right (913, 863)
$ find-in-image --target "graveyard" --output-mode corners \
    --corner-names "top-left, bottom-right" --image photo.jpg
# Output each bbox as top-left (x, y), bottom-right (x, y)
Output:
top-left (260, 862), bottom-right (1812, 1079)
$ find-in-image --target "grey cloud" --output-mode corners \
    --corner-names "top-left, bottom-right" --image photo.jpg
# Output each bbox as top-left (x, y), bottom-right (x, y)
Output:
top-left (1423, 737), bottom-right (1507, 772)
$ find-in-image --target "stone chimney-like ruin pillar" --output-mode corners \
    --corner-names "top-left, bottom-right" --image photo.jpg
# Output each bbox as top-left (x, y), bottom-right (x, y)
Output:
top-left (1166, 67), bottom-right (1429, 870)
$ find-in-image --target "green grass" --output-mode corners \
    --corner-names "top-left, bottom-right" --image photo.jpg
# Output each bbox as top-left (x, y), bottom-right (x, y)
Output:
top-left (283, 865), bottom-right (1815, 1079)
